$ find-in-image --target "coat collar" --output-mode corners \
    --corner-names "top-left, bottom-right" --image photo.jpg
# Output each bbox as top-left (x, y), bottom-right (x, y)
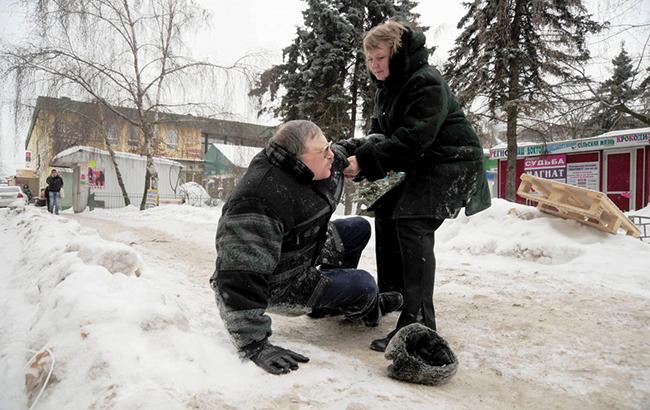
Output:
top-left (265, 142), bottom-right (315, 184)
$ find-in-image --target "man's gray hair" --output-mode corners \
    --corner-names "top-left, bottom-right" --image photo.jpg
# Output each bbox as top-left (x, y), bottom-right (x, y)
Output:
top-left (268, 120), bottom-right (322, 156)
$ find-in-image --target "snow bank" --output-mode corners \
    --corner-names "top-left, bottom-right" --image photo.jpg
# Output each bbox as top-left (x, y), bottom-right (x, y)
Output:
top-left (436, 199), bottom-right (650, 297)
top-left (0, 208), bottom-right (243, 409)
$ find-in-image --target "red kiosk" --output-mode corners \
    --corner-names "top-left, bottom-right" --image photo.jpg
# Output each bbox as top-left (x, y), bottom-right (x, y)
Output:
top-left (490, 127), bottom-right (650, 212)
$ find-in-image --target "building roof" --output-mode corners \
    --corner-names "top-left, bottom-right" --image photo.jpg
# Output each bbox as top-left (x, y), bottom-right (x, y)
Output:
top-left (52, 146), bottom-right (183, 167)
top-left (209, 143), bottom-right (262, 168)
top-left (25, 96), bottom-right (277, 148)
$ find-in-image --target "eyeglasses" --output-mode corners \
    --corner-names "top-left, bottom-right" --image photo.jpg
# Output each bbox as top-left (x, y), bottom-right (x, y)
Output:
top-left (302, 140), bottom-right (333, 159)
top-left (315, 141), bottom-right (333, 159)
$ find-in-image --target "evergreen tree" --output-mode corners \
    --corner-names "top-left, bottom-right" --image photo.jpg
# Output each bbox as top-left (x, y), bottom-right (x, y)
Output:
top-left (444, 0), bottom-right (602, 201)
top-left (591, 44), bottom-right (642, 132)
top-left (250, 0), bottom-right (423, 213)
top-left (251, 0), bottom-right (421, 136)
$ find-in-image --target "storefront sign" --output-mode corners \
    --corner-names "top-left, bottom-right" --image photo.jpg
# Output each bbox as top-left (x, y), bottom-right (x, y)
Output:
top-left (490, 131), bottom-right (650, 159)
top-left (566, 162), bottom-right (600, 191)
top-left (524, 154), bottom-right (566, 182)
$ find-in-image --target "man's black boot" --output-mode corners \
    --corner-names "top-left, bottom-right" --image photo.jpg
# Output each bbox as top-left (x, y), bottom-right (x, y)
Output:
top-left (370, 328), bottom-right (398, 352)
top-left (379, 292), bottom-right (403, 315)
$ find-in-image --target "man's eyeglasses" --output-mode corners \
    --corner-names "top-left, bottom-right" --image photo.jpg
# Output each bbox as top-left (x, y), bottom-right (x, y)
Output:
top-left (316, 141), bottom-right (333, 158)
top-left (303, 141), bottom-right (333, 159)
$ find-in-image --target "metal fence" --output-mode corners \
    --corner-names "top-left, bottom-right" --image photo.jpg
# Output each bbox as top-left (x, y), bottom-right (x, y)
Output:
top-left (88, 190), bottom-right (218, 209)
top-left (629, 215), bottom-right (650, 243)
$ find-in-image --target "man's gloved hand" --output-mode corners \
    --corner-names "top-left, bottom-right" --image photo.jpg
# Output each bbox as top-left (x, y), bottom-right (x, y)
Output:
top-left (244, 340), bottom-right (309, 375)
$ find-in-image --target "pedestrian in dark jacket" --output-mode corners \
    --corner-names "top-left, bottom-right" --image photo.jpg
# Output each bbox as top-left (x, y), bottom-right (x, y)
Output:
top-left (344, 20), bottom-right (491, 352)
top-left (46, 168), bottom-right (64, 215)
top-left (210, 120), bottom-right (403, 375)
top-left (21, 184), bottom-right (33, 202)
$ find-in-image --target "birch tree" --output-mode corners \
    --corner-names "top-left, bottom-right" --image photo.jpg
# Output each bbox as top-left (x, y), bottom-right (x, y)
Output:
top-left (3, 0), bottom-right (249, 209)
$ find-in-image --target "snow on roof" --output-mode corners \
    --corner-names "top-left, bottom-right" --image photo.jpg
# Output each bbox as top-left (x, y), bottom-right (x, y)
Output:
top-left (52, 146), bottom-right (182, 167)
top-left (490, 141), bottom-right (537, 150)
top-left (598, 126), bottom-right (650, 138)
top-left (210, 143), bottom-right (262, 168)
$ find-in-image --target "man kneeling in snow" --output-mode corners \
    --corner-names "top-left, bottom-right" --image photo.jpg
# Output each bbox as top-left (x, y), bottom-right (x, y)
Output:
top-left (210, 120), bottom-right (402, 375)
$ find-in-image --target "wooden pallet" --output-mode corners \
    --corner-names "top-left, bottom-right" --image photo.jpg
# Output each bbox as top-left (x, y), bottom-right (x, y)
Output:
top-left (517, 174), bottom-right (641, 237)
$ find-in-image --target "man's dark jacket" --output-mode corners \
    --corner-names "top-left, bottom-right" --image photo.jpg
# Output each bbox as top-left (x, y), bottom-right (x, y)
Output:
top-left (46, 175), bottom-right (64, 192)
top-left (356, 27), bottom-right (491, 219)
top-left (210, 142), bottom-right (350, 353)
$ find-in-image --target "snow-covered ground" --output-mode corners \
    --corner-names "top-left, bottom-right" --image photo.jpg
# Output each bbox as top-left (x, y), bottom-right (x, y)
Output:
top-left (1, 199), bottom-right (649, 409)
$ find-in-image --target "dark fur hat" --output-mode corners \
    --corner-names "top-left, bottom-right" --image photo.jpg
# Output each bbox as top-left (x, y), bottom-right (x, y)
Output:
top-left (385, 323), bottom-right (458, 385)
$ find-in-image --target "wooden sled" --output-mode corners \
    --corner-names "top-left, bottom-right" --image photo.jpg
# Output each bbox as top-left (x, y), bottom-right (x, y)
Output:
top-left (517, 174), bottom-right (641, 237)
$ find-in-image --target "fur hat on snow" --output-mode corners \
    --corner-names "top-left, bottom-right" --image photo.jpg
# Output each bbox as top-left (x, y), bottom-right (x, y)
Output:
top-left (385, 323), bottom-right (458, 385)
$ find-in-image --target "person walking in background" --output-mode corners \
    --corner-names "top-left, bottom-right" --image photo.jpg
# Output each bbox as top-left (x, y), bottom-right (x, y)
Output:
top-left (210, 120), bottom-right (402, 375)
top-left (343, 20), bottom-right (491, 352)
top-left (21, 184), bottom-right (33, 202)
top-left (46, 168), bottom-right (64, 215)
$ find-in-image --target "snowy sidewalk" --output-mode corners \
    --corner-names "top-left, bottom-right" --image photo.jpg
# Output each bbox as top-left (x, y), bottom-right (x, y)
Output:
top-left (1, 201), bottom-right (650, 409)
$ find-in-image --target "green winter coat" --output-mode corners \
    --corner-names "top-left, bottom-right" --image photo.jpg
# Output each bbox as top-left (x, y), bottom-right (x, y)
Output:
top-left (355, 27), bottom-right (491, 219)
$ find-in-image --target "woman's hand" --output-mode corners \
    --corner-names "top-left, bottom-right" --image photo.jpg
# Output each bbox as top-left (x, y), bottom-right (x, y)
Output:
top-left (344, 156), bottom-right (360, 179)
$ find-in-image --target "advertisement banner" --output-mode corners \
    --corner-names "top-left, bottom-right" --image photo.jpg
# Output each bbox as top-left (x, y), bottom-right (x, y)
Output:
top-left (567, 162), bottom-right (600, 191)
top-left (489, 130), bottom-right (650, 159)
top-left (524, 154), bottom-right (566, 182)
top-left (88, 167), bottom-right (106, 188)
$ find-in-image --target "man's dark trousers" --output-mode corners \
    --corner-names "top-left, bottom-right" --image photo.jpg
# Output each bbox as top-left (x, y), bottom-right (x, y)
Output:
top-left (311, 217), bottom-right (380, 323)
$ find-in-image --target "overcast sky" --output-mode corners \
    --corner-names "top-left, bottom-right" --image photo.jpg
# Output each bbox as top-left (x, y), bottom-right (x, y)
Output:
top-left (1, 0), bottom-right (648, 174)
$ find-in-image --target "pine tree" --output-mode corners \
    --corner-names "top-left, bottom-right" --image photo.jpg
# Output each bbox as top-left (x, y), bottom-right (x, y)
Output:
top-left (591, 44), bottom-right (641, 132)
top-left (444, 0), bottom-right (602, 201)
top-left (250, 0), bottom-right (423, 213)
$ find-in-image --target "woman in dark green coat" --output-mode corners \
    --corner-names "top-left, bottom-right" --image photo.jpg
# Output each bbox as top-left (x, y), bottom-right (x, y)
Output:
top-left (345, 20), bottom-right (491, 352)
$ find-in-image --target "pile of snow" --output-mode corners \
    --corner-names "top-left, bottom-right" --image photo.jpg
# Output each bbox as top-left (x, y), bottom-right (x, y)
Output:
top-left (629, 204), bottom-right (650, 218)
top-left (178, 182), bottom-right (211, 206)
top-left (435, 199), bottom-right (650, 297)
top-left (0, 208), bottom-right (240, 408)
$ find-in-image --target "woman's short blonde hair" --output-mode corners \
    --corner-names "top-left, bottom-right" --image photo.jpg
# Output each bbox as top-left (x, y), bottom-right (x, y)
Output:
top-left (363, 20), bottom-right (407, 56)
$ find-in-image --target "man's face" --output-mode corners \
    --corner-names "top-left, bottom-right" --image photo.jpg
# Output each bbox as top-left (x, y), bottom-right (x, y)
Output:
top-left (300, 132), bottom-right (334, 181)
top-left (366, 43), bottom-right (391, 81)
top-left (51, 170), bottom-right (57, 176)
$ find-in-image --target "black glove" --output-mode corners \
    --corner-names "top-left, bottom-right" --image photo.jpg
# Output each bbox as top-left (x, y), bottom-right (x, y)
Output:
top-left (244, 340), bottom-right (309, 375)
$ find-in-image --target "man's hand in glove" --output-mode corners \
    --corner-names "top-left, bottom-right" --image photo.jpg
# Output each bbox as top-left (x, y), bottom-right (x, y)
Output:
top-left (244, 340), bottom-right (309, 375)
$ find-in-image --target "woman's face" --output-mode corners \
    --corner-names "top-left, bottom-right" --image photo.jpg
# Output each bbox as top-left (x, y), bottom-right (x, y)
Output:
top-left (366, 43), bottom-right (391, 81)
